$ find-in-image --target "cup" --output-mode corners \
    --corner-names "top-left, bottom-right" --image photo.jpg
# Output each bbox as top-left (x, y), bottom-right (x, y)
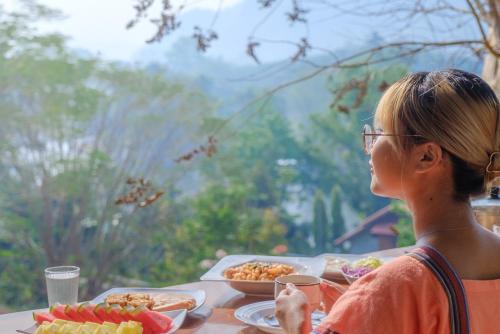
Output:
top-left (44, 266), bottom-right (80, 306)
top-left (274, 274), bottom-right (321, 310)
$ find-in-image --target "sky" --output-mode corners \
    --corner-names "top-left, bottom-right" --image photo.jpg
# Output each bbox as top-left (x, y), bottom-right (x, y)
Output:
top-left (3, 0), bottom-right (246, 62)
top-left (2, 0), bottom-right (477, 66)
top-left (3, 0), bottom-right (386, 65)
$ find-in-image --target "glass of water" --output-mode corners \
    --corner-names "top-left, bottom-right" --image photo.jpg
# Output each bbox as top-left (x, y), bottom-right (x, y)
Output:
top-left (44, 266), bottom-right (80, 306)
top-left (493, 224), bottom-right (500, 237)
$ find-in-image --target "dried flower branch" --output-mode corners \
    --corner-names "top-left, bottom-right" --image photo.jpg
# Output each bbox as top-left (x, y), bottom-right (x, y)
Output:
top-left (378, 80), bottom-right (390, 92)
top-left (286, 0), bottom-right (309, 24)
top-left (258, 0), bottom-right (278, 8)
top-left (193, 26), bottom-right (218, 52)
top-left (115, 178), bottom-right (164, 208)
top-left (127, 0), bottom-right (155, 30)
top-left (147, 12), bottom-right (181, 43)
top-left (175, 136), bottom-right (218, 163)
top-left (247, 41), bottom-right (261, 64)
top-left (291, 38), bottom-right (311, 62)
top-left (329, 74), bottom-right (370, 113)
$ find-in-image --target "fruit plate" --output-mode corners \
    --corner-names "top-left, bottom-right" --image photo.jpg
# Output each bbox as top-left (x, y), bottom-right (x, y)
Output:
top-left (91, 287), bottom-right (206, 314)
top-left (200, 255), bottom-right (325, 296)
top-left (17, 309), bottom-right (187, 334)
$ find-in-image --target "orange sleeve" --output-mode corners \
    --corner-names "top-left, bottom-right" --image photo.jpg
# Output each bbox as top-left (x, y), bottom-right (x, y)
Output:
top-left (314, 256), bottom-right (450, 334)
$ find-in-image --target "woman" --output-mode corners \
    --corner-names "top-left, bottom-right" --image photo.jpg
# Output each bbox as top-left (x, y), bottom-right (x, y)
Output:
top-left (275, 69), bottom-right (500, 334)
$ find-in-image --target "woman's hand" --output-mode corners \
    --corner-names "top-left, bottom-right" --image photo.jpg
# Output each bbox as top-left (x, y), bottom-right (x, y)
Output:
top-left (320, 279), bottom-right (347, 314)
top-left (275, 283), bottom-right (313, 334)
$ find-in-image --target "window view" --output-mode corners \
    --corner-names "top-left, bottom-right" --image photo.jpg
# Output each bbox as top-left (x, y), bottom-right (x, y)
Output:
top-left (1, 1), bottom-right (500, 333)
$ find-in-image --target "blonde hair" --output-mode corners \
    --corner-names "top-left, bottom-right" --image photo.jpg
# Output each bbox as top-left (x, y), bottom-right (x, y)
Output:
top-left (375, 69), bottom-right (500, 201)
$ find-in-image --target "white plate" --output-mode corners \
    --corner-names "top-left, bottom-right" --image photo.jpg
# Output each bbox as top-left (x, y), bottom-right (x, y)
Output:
top-left (91, 287), bottom-right (206, 314)
top-left (200, 255), bottom-right (326, 296)
top-left (317, 253), bottom-right (397, 282)
top-left (234, 300), bottom-right (325, 334)
top-left (18, 309), bottom-right (187, 334)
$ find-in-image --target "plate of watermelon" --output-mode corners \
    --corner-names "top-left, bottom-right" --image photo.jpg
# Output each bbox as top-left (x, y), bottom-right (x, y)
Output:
top-left (19, 303), bottom-right (187, 334)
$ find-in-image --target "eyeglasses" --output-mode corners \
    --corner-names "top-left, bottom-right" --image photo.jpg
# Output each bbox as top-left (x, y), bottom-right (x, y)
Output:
top-left (362, 124), bottom-right (422, 155)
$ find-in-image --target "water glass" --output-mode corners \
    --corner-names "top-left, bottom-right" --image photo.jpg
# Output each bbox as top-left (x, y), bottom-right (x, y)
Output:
top-left (493, 224), bottom-right (500, 237)
top-left (44, 266), bottom-right (80, 306)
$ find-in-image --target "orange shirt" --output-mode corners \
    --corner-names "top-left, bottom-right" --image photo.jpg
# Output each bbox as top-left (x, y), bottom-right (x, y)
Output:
top-left (315, 256), bottom-right (500, 334)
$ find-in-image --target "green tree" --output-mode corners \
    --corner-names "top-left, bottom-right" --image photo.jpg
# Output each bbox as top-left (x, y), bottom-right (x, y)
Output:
top-left (391, 201), bottom-right (416, 247)
top-left (148, 183), bottom-right (287, 284)
top-left (312, 190), bottom-right (328, 254)
top-left (330, 186), bottom-right (345, 247)
top-left (302, 66), bottom-right (408, 214)
top-left (0, 3), bottom-right (214, 308)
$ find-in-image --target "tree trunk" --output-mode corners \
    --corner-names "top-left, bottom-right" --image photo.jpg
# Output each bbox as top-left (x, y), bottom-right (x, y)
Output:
top-left (481, 22), bottom-right (500, 95)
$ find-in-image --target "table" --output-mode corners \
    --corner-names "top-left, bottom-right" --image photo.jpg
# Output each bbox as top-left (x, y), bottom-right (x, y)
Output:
top-left (0, 281), bottom-right (268, 334)
top-left (0, 247), bottom-right (412, 333)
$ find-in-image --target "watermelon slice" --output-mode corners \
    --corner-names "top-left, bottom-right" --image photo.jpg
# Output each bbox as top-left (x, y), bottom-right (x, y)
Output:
top-left (131, 306), bottom-right (172, 333)
top-left (65, 304), bottom-right (87, 322)
top-left (119, 305), bottom-right (136, 322)
top-left (77, 303), bottom-right (102, 324)
top-left (33, 311), bottom-right (56, 325)
top-left (119, 306), bottom-right (157, 334)
top-left (126, 306), bottom-right (153, 334)
top-left (49, 304), bottom-right (72, 321)
top-left (94, 303), bottom-right (112, 323)
top-left (105, 304), bottom-right (124, 323)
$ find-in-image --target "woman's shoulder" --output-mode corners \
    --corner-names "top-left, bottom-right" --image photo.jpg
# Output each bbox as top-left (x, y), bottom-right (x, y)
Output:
top-left (319, 255), bottom-right (449, 333)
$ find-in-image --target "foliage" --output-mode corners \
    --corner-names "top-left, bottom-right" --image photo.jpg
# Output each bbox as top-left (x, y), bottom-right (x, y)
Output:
top-left (148, 183), bottom-right (287, 285)
top-left (0, 2), bottom-right (429, 312)
top-left (330, 185), bottom-right (345, 245)
top-left (391, 201), bottom-right (416, 247)
top-left (301, 65), bottom-right (408, 214)
top-left (312, 190), bottom-right (328, 254)
top-left (0, 4), bottom-right (214, 308)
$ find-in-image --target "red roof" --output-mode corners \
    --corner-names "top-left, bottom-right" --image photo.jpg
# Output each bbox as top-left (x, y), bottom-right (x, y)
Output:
top-left (370, 223), bottom-right (398, 236)
top-left (334, 205), bottom-right (400, 245)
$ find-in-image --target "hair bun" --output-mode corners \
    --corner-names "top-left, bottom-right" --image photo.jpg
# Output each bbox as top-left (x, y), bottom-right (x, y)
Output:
top-left (485, 151), bottom-right (500, 188)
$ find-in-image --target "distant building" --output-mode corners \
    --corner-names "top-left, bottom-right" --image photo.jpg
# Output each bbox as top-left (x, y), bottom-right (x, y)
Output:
top-left (334, 205), bottom-right (401, 254)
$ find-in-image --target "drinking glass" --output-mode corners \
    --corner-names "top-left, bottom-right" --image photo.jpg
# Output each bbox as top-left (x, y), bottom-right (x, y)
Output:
top-left (493, 224), bottom-right (500, 237)
top-left (44, 266), bottom-right (80, 306)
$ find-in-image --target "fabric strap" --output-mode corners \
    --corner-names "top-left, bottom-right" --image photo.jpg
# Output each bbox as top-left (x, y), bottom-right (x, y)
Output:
top-left (407, 245), bottom-right (470, 334)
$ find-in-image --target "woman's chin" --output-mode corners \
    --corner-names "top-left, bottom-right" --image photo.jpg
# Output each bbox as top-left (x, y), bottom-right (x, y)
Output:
top-left (370, 181), bottom-right (389, 197)
top-left (371, 183), bottom-right (400, 199)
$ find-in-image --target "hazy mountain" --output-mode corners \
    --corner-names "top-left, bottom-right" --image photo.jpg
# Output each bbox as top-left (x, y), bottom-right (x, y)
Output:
top-left (138, 33), bottom-right (481, 134)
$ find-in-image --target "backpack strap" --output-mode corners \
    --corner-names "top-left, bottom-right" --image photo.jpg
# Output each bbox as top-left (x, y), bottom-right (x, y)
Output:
top-left (406, 245), bottom-right (470, 334)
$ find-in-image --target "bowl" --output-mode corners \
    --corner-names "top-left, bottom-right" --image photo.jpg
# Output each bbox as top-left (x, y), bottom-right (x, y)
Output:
top-left (340, 265), bottom-right (375, 284)
top-left (200, 255), bottom-right (326, 296)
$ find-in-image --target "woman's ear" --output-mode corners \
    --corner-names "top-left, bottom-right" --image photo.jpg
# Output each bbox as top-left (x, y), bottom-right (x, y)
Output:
top-left (412, 143), bottom-right (444, 173)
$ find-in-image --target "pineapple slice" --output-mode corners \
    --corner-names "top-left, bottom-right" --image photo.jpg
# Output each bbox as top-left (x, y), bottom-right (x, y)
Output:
top-left (35, 317), bottom-right (141, 334)
top-left (35, 324), bottom-right (48, 334)
top-left (35, 321), bottom-right (56, 334)
top-left (59, 323), bottom-right (81, 334)
top-left (102, 321), bottom-right (119, 331)
top-left (116, 321), bottom-right (143, 334)
top-left (77, 323), bottom-right (99, 334)
top-left (96, 323), bottom-right (117, 334)
top-left (53, 319), bottom-right (79, 326)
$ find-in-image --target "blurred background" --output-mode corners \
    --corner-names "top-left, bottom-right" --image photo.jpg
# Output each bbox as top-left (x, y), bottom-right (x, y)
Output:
top-left (0, 0), bottom-right (493, 312)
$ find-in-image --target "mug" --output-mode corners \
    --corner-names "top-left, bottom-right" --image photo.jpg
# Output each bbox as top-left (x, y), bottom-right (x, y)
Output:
top-left (274, 274), bottom-right (321, 310)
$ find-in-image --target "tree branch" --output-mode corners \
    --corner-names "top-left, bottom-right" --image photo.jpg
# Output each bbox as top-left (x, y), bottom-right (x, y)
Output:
top-left (466, 0), bottom-right (500, 57)
top-left (473, 0), bottom-right (491, 22)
